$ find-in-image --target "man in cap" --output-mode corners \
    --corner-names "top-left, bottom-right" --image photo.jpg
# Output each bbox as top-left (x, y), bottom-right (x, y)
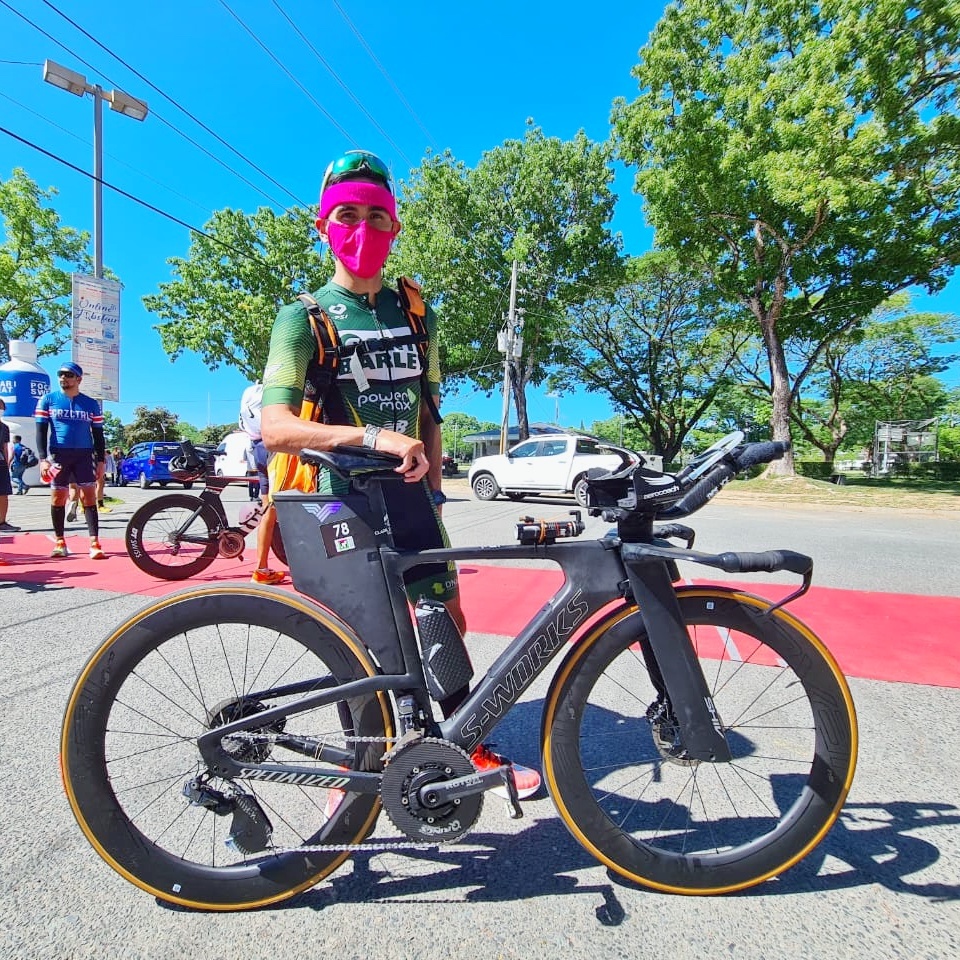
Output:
top-left (35, 362), bottom-right (107, 559)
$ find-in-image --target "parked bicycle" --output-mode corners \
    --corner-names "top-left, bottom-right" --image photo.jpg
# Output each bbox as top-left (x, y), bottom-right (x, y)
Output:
top-left (123, 440), bottom-right (285, 580)
top-left (61, 431), bottom-right (857, 910)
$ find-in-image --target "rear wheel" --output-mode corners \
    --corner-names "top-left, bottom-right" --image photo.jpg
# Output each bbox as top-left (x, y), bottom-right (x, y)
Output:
top-left (125, 494), bottom-right (220, 579)
top-left (61, 587), bottom-right (393, 911)
top-left (543, 586), bottom-right (857, 894)
top-left (471, 472), bottom-right (500, 501)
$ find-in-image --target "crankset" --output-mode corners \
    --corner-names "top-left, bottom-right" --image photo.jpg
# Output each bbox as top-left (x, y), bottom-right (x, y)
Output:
top-left (380, 738), bottom-right (482, 843)
top-left (217, 529), bottom-right (246, 559)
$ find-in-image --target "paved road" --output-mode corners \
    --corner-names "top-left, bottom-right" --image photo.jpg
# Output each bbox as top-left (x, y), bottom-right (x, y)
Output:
top-left (1, 480), bottom-right (958, 960)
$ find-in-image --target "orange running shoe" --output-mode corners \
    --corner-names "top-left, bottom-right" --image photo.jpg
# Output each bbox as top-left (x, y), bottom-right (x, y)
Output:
top-left (251, 568), bottom-right (286, 585)
top-left (89, 540), bottom-right (106, 560)
top-left (51, 539), bottom-right (69, 559)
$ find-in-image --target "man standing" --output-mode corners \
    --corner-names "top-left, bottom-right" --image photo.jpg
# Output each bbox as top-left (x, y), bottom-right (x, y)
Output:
top-left (35, 362), bottom-right (107, 559)
top-left (239, 381), bottom-right (285, 585)
top-left (260, 150), bottom-right (540, 798)
top-left (11, 434), bottom-right (29, 495)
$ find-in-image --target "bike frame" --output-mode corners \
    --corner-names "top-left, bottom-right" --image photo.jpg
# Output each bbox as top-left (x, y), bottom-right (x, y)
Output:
top-left (197, 479), bottom-right (735, 790)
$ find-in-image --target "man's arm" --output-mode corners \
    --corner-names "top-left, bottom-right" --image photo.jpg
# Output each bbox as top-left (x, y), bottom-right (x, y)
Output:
top-left (261, 404), bottom-right (430, 482)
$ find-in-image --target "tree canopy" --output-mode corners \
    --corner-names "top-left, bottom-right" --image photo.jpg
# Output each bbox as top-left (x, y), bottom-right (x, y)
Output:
top-left (0, 168), bottom-right (92, 362)
top-left (143, 206), bottom-right (328, 380)
top-left (393, 124), bottom-right (624, 438)
top-left (612, 0), bottom-right (960, 472)
top-left (552, 252), bottom-right (746, 462)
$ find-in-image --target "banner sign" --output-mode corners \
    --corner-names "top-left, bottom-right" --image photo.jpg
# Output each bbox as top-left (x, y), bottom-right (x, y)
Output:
top-left (71, 274), bottom-right (121, 402)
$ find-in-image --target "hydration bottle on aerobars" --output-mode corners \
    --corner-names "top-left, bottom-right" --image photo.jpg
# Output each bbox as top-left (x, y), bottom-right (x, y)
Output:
top-left (414, 599), bottom-right (474, 700)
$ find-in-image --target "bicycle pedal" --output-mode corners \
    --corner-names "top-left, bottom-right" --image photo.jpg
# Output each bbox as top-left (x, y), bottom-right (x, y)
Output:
top-left (499, 767), bottom-right (523, 820)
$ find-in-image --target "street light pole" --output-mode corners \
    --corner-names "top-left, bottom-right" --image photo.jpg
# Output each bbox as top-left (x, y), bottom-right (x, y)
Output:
top-left (42, 60), bottom-right (148, 279)
top-left (92, 84), bottom-right (103, 278)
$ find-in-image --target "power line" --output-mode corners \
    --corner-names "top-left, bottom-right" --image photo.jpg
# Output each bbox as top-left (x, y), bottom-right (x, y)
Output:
top-left (0, 0), bottom-right (296, 210)
top-left (38, 0), bottom-right (308, 208)
top-left (1, 124), bottom-right (278, 270)
top-left (0, 90), bottom-right (214, 215)
top-left (216, 0), bottom-right (356, 145)
top-left (331, 0), bottom-right (437, 149)
top-left (270, 0), bottom-right (413, 167)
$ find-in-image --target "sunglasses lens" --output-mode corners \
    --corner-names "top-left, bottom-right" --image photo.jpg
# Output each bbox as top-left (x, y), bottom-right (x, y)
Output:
top-left (322, 151), bottom-right (392, 194)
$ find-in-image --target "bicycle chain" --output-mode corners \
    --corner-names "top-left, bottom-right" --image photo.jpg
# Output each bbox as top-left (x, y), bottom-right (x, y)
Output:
top-left (222, 731), bottom-right (428, 852)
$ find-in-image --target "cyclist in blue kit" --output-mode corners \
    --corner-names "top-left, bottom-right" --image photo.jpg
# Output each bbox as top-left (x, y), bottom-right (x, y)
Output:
top-left (35, 362), bottom-right (107, 560)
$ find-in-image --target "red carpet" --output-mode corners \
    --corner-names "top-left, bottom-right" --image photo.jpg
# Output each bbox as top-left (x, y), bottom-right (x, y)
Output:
top-left (4, 532), bottom-right (957, 688)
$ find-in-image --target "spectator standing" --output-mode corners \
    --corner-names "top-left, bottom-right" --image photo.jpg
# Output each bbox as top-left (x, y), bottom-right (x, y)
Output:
top-left (11, 434), bottom-right (29, 495)
top-left (35, 362), bottom-right (107, 559)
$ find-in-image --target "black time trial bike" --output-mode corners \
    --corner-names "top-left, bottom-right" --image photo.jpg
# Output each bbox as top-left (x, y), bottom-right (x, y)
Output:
top-left (60, 431), bottom-right (857, 910)
top-left (123, 440), bottom-right (286, 580)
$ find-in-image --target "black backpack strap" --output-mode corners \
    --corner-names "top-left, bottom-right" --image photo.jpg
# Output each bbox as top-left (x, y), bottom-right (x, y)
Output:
top-left (396, 276), bottom-right (443, 425)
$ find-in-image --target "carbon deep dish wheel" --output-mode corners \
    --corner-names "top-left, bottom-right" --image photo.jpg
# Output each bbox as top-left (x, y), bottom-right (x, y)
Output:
top-left (61, 587), bottom-right (394, 910)
top-left (542, 586), bottom-right (857, 894)
top-left (125, 494), bottom-right (221, 580)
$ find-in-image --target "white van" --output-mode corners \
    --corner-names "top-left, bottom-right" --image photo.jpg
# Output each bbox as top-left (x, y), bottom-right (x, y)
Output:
top-left (215, 431), bottom-right (253, 479)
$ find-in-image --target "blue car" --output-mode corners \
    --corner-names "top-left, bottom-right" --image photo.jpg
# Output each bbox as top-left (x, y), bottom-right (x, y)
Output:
top-left (119, 442), bottom-right (194, 489)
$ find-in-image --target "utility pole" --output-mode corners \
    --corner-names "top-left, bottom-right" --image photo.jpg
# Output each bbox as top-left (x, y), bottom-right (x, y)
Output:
top-left (498, 260), bottom-right (523, 454)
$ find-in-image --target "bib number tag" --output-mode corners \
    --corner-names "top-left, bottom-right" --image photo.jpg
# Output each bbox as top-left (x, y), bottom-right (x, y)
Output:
top-left (320, 517), bottom-right (375, 558)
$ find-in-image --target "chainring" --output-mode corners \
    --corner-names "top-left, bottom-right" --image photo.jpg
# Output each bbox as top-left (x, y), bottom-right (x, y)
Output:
top-left (380, 738), bottom-right (482, 843)
top-left (217, 529), bottom-right (246, 559)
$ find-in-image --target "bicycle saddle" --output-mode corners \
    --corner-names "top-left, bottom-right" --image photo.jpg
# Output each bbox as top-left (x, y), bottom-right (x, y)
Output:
top-left (301, 445), bottom-right (405, 479)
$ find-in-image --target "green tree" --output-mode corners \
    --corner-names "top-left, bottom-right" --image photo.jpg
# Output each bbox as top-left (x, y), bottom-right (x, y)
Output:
top-left (0, 168), bottom-right (92, 362)
top-left (588, 413), bottom-right (653, 456)
top-left (613, 0), bottom-right (960, 474)
top-left (197, 423), bottom-right (235, 444)
top-left (792, 298), bottom-right (959, 458)
top-left (143, 206), bottom-right (328, 379)
top-left (101, 410), bottom-right (126, 449)
top-left (551, 252), bottom-right (746, 462)
top-left (440, 412), bottom-right (490, 461)
top-left (393, 124), bottom-right (624, 440)
top-left (123, 406), bottom-right (181, 447)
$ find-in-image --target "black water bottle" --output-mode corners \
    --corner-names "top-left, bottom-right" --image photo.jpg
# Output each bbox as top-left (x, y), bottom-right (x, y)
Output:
top-left (414, 599), bottom-right (474, 701)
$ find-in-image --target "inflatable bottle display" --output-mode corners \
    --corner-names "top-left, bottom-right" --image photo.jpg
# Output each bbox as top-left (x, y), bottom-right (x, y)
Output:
top-left (0, 340), bottom-right (52, 487)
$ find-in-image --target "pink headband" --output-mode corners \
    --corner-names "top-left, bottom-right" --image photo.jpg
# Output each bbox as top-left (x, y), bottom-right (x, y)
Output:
top-left (318, 181), bottom-right (397, 220)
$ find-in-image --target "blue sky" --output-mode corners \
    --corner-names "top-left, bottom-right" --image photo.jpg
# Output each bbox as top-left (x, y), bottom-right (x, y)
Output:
top-left (2, 0), bottom-right (957, 433)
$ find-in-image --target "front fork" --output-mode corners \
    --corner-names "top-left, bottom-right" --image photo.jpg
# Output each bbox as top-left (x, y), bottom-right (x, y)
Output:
top-left (621, 544), bottom-right (732, 762)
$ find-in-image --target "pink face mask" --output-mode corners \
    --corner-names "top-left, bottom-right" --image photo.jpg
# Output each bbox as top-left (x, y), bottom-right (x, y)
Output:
top-left (325, 219), bottom-right (396, 279)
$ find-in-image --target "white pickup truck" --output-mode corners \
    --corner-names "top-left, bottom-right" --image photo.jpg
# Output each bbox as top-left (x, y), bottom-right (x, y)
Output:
top-left (468, 434), bottom-right (640, 506)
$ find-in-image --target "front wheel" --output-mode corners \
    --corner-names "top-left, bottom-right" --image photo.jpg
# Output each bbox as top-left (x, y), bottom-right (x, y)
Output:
top-left (125, 494), bottom-right (220, 579)
top-left (138, 471), bottom-right (149, 489)
top-left (542, 586), bottom-right (857, 894)
top-left (471, 472), bottom-right (500, 501)
top-left (61, 587), bottom-right (394, 911)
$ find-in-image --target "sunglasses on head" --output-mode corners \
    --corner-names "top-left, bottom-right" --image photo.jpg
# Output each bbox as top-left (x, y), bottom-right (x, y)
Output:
top-left (321, 151), bottom-right (392, 195)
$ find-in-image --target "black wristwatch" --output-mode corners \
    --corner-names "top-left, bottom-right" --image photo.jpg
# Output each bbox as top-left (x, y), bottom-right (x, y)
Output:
top-left (431, 489), bottom-right (447, 506)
